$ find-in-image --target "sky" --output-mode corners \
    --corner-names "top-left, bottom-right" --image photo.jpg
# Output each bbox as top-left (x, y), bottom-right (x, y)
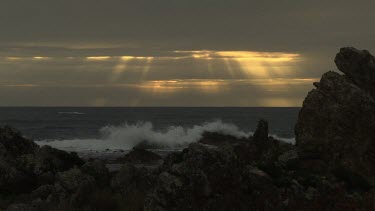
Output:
top-left (0, 0), bottom-right (374, 106)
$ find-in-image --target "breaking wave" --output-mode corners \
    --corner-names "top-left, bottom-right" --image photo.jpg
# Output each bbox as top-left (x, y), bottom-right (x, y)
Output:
top-left (36, 120), bottom-right (295, 153)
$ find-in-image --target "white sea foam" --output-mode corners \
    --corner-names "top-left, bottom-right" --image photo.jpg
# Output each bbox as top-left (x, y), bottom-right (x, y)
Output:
top-left (35, 120), bottom-right (295, 153)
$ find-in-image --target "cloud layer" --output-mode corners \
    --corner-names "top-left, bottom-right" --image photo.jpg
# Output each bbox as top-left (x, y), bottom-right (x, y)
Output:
top-left (0, 0), bottom-right (374, 106)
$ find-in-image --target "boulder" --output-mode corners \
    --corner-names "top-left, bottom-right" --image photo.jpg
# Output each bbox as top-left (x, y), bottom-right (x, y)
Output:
top-left (335, 47), bottom-right (375, 96)
top-left (116, 148), bottom-right (162, 164)
top-left (34, 145), bottom-right (84, 174)
top-left (81, 160), bottom-right (110, 187)
top-left (145, 143), bottom-right (252, 210)
top-left (199, 131), bottom-right (247, 146)
top-left (111, 163), bottom-right (155, 194)
top-left (55, 168), bottom-right (97, 207)
top-left (253, 119), bottom-right (269, 145)
top-left (0, 126), bottom-right (38, 159)
top-left (0, 127), bottom-right (39, 194)
top-left (296, 47), bottom-right (375, 180)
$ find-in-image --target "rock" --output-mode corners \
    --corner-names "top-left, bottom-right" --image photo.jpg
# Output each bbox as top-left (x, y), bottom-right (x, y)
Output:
top-left (133, 140), bottom-right (164, 150)
top-left (55, 168), bottom-right (97, 207)
top-left (0, 158), bottom-right (36, 194)
top-left (241, 165), bottom-right (273, 191)
top-left (111, 163), bottom-right (154, 194)
top-left (30, 185), bottom-right (55, 200)
top-left (111, 164), bottom-right (138, 192)
top-left (296, 48), bottom-right (375, 180)
top-left (199, 132), bottom-right (247, 146)
top-left (33, 145), bottom-right (84, 175)
top-left (253, 119), bottom-right (269, 145)
top-left (0, 127), bottom-right (39, 194)
top-left (81, 160), bottom-right (110, 187)
top-left (0, 126), bottom-right (85, 197)
top-left (56, 168), bottom-right (95, 193)
top-left (145, 143), bottom-right (253, 210)
top-left (253, 120), bottom-right (273, 158)
top-left (6, 203), bottom-right (38, 211)
top-left (116, 148), bottom-right (162, 164)
top-left (335, 47), bottom-right (375, 96)
top-left (0, 126), bottom-right (38, 159)
top-left (111, 164), bottom-right (155, 210)
top-left (278, 149), bottom-right (298, 165)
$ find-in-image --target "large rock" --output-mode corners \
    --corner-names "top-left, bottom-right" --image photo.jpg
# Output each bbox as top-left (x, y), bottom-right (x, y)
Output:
top-left (81, 160), bottom-right (110, 187)
top-left (296, 47), bottom-right (375, 179)
top-left (116, 148), bottom-right (162, 164)
top-left (145, 143), bottom-right (286, 211)
top-left (0, 127), bottom-right (40, 194)
top-left (0, 126), bottom-right (85, 209)
top-left (0, 126), bottom-right (38, 159)
top-left (253, 119), bottom-right (269, 145)
top-left (54, 168), bottom-right (97, 207)
top-left (33, 145), bottom-right (84, 175)
top-left (335, 47), bottom-right (375, 96)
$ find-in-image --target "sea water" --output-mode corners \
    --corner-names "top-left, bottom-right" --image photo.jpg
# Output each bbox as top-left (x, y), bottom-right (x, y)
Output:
top-left (0, 107), bottom-right (299, 155)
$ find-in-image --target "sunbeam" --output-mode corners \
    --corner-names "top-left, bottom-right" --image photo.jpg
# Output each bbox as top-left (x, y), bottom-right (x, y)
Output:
top-left (140, 57), bottom-right (154, 79)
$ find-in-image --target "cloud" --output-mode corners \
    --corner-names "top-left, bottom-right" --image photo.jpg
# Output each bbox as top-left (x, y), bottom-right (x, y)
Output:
top-left (0, 0), bottom-right (373, 106)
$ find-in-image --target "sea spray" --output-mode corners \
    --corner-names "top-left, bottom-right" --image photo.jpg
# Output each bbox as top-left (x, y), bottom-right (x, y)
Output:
top-left (36, 120), bottom-right (295, 153)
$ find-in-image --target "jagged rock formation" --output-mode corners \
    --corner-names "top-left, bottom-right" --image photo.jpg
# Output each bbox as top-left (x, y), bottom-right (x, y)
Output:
top-left (0, 127), bottom-right (83, 196)
top-left (335, 47), bottom-right (375, 97)
top-left (115, 148), bottom-right (162, 164)
top-left (296, 47), bottom-right (375, 181)
top-left (253, 119), bottom-right (269, 144)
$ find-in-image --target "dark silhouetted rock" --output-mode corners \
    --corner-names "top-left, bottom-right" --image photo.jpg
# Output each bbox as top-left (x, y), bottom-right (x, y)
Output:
top-left (0, 126), bottom-right (38, 158)
top-left (116, 148), bottom-right (162, 164)
top-left (199, 131), bottom-right (247, 146)
top-left (253, 119), bottom-right (269, 144)
top-left (0, 126), bottom-right (85, 209)
top-left (34, 145), bottom-right (84, 174)
top-left (335, 47), bottom-right (375, 96)
top-left (296, 47), bottom-right (375, 180)
top-left (81, 159), bottom-right (110, 187)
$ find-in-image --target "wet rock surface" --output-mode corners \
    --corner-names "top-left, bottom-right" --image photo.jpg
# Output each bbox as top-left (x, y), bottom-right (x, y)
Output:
top-left (2, 47), bottom-right (375, 210)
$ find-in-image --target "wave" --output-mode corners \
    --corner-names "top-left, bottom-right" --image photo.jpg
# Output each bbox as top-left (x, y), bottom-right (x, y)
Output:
top-left (35, 120), bottom-right (295, 153)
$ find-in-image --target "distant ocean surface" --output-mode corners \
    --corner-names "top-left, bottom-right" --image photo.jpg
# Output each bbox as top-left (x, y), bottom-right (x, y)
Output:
top-left (0, 107), bottom-right (299, 154)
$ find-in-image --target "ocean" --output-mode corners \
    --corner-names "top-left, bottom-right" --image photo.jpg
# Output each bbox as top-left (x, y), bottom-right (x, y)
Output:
top-left (0, 107), bottom-right (299, 156)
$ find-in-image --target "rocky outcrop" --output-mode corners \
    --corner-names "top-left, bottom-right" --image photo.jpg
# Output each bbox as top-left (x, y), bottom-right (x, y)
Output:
top-left (115, 148), bottom-right (162, 164)
top-left (335, 47), bottom-right (375, 96)
top-left (0, 126), bottom-right (85, 209)
top-left (145, 128), bottom-right (372, 211)
top-left (253, 119), bottom-right (268, 144)
top-left (296, 47), bottom-right (375, 181)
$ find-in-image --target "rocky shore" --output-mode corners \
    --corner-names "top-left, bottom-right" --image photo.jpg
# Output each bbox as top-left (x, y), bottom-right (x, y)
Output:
top-left (2, 47), bottom-right (375, 210)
